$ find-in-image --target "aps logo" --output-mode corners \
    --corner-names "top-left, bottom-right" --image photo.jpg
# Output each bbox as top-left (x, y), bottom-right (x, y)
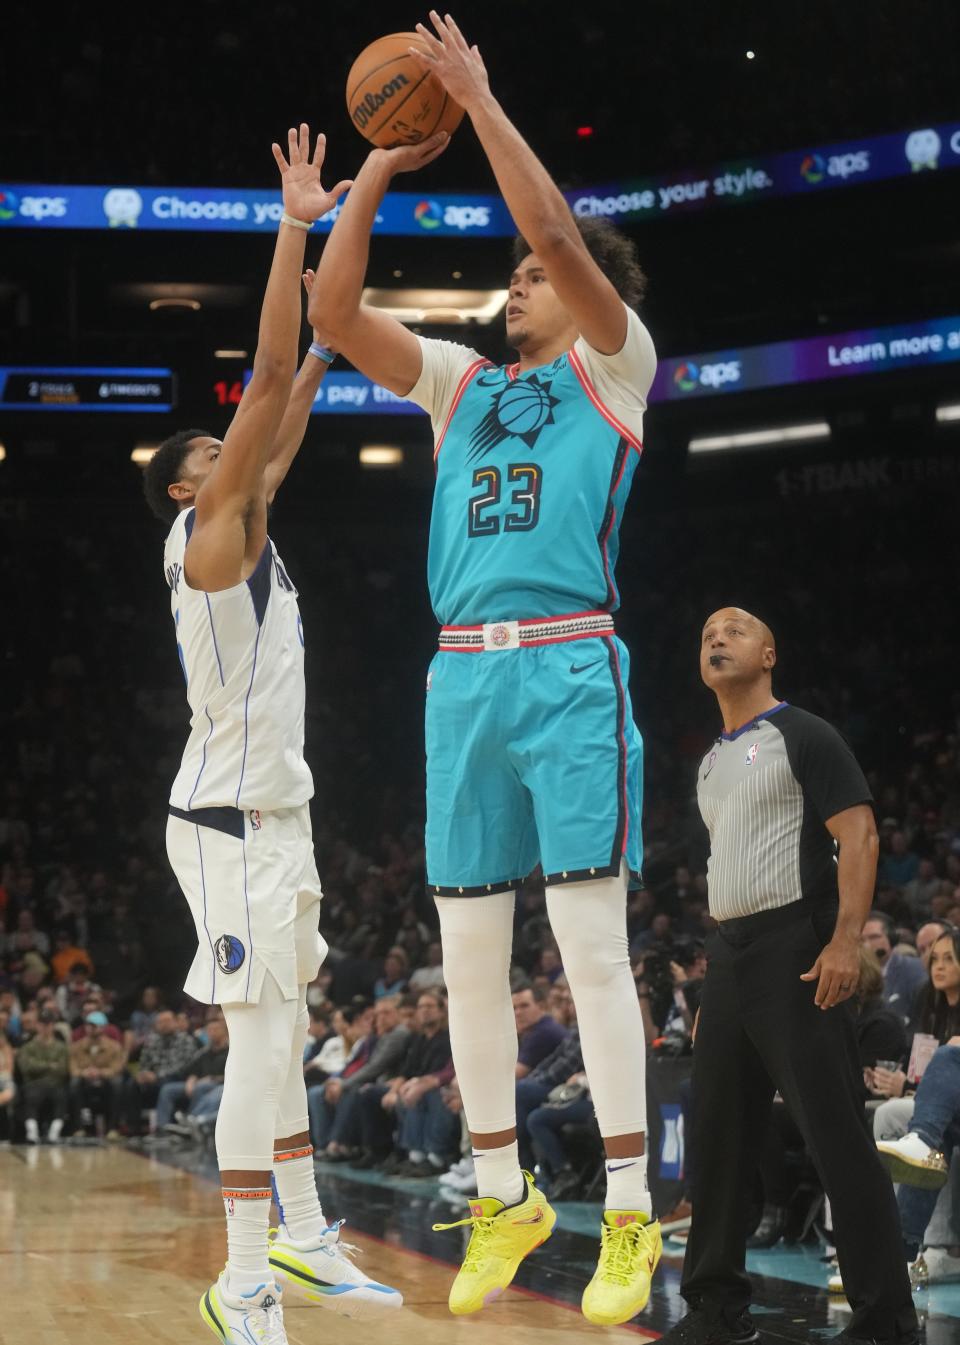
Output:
top-left (673, 359), bottom-right (742, 394)
top-left (800, 149), bottom-right (870, 183)
top-left (674, 361), bottom-right (700, 392)
top-left (0, 189), bottom-right (19, 221)
top-left (800, 153), bottom-right (825, 184)
top-left (415, 198), bottom-right (492, 231)
top-left (415, 199), bottom-right (443, 230)
top-left (0, 188), bottom-right (68, 222)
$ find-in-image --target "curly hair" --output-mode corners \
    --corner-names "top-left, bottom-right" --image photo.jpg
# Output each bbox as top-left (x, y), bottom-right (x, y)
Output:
top-left (511, 217), bottom-right (647, 310)
top-left (142, 428), bottom-right (212, 524)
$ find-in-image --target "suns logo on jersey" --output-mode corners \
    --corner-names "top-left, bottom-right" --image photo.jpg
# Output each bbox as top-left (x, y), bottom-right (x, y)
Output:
top-left (467, 371), bottom-right (562, 461)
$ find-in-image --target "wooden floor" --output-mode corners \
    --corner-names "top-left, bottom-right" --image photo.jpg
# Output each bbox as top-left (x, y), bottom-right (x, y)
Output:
top-left (1, 1146), bottom-right (656, 1345)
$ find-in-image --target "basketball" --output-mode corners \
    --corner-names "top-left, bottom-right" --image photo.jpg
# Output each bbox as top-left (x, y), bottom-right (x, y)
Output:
top-left (346, 32), bottom-right (465, 149)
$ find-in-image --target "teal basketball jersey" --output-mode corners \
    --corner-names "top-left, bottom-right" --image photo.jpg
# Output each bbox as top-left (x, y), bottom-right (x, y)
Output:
top-left (405, 307), bottom-right (656, 626)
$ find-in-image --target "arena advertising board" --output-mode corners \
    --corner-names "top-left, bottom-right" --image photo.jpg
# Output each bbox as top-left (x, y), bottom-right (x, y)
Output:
top-left (2, 122), bottom-right (957, 235)
top-left (0, 367), bottom-right (175, 412)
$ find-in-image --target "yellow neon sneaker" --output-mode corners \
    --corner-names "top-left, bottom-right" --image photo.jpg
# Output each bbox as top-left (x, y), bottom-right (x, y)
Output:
top-left (431, 1172), bottom-right (556, 1315)
top-left (581, 1211), bottom-right (662, 1326)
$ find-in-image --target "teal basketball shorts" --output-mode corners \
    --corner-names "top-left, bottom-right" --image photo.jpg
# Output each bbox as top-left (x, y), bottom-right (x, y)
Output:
top-left (424, 612), bottom-right (643, 895)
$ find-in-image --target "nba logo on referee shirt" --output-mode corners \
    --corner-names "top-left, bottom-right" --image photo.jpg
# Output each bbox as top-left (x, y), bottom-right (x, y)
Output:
top-left (250, 809), bottom-right (262, 831)
top-left (215, 934), bottom-right (245, 974)
top-left (745, 742), bottom-right (759, 765)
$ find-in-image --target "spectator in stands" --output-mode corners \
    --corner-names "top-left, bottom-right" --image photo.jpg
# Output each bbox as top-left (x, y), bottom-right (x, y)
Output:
top-left (862, 912), bottom-right (927, 1029)
top-left (153, 1016), bottom-right (229, 1134)
top-left (0, 1025), bottom-right (14, 1141)
top-left (904, 860), bottom-right (941, 917)
top-left (70, 994), bottom-right (123, 1045)
top-left (513, 984), bottom-right (567, 1078)
top-left (17, 1007), bottom-right (70, 1143)
top-left (881, 831), bottom-right (920, 888)
top-left (68, 1010), bottom-right (127, 1138)
top-left (126, 986), bottom-right (162, 1053)
top-left (129, 1007), bottom-right (199, 1129)
top-left (874, 928), bottom-right (960, 1277)
top-left (408, 940), bottom-right (446, 994)
top-left (317, 999), bottom-right (409, 1158)
top-left (917, 921), bottom-right (953, 968)
top-left (548, 981), bottom-right (576, 1028)
top-left (357, 989), bottom-right (454, 1175)
top-left (49, 927), bottom-right (95, 984)
top-left (2, 909), bottom-right (51, 960)
top-left (304, 1006), bottom-right (348, 1084)
top-left (374, 947), bottom-right (410, 1000)
top-left (306, 1002), bottom-right (372, 1145)
top-left (515, 1007), bottom-right (585, 1175)
top-left (0, 989), bottom-right (22, 1043)
top-left (56, 965), bottom-right (102, 1027)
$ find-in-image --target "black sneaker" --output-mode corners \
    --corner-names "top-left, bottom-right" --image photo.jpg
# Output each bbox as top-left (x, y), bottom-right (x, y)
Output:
top-left (658, 1309), bottom-right (759, 1344)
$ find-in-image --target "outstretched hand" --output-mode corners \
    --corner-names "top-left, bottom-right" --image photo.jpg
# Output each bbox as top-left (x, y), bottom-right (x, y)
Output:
top-left (410, 11), bottom-right (490, 110)
top-left (272, 125), bottom-right (353, 224)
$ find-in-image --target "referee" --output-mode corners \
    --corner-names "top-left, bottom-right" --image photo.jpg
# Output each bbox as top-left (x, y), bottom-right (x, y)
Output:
top-left (663, 609), bottom-right (918, 1345)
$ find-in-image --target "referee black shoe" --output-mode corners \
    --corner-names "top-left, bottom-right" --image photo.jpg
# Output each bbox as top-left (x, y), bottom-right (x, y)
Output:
top-left (657, 1309), bottom-right (759, 1344)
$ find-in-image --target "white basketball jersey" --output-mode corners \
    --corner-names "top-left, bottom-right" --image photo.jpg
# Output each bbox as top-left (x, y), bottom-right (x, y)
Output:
top-left (163, 508), bottom-right (314, 812)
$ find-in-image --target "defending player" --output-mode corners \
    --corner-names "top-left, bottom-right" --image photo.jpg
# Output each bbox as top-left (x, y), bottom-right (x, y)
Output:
top-left (143, 126), bottom-right (401, 1345)
top-left (310, 15), bottom-right (659, 1326)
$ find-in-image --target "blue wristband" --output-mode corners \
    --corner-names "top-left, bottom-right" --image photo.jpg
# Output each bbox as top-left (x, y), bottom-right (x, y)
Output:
top-left (309, 342), bottom-right (336, 365)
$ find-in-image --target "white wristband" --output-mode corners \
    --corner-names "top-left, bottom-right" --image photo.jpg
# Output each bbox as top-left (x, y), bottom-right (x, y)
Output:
top-left (281, 212), bottom-right (312, 231)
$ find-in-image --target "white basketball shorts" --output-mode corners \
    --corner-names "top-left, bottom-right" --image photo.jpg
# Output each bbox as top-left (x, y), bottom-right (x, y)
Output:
top-left (165, 802), bottom-right (326, 1006)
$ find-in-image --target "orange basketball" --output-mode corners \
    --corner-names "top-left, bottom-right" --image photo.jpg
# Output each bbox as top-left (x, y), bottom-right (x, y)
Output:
top-left (346, 32), bottom-right (465, 149)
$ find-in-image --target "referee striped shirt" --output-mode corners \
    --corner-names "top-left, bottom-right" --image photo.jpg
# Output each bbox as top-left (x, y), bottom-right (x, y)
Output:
top-left (696, 703), bottom-right (872, 922)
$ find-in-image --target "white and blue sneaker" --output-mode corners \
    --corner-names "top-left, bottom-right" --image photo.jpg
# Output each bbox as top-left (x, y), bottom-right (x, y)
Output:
top-left (199, 1273), bottom-right (287, 1344)
top-left (268, 1219), bottom-right (403, 1318)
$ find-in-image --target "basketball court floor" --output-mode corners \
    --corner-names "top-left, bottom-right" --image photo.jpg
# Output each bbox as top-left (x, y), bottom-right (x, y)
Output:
top-left (4, 1143), bottom-right (958, 1344)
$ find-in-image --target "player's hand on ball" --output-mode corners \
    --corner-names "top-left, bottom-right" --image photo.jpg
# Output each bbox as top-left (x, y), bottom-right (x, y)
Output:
top-left (411, 12), bottom-right (490, 110)
top-left (373, 131), bottom-right (450, 176)
top-left (272, 125), bottom-right (353, 224)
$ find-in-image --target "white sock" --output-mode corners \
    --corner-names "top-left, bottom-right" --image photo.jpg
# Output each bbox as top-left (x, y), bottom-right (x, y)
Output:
top-left (25, 1118), bottom-right (39, 1143)
top-left (273, 1143), bottom-right (325, 1244)
top-left (604, 1154), bottom-right (652, 1216)
top-left (223, 1184), bottom-right (273, 1295)
top-left (473, 1139), bottom-right (525, 1206)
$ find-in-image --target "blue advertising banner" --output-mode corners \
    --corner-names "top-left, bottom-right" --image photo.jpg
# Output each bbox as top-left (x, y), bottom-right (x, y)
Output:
top-left (649, 315), bottom-right (960, 403)
top-left (303, 315), bottom-right (960, 414)
top-left (2, 122), bottom-right (957, 235)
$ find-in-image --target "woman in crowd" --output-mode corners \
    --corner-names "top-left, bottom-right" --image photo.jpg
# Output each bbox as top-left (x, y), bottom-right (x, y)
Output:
top-left (873, 927), bottom-right (960, 1281)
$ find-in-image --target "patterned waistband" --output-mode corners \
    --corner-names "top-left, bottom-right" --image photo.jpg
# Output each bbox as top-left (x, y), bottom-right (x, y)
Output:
top-left (439, 610), bottom-right (614, 652)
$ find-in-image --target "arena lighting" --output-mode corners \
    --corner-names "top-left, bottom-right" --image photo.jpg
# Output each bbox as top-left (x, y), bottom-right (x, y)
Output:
top-left (130, 444), bottom-right (159, 466)
top-left (935, 402), bottom-right (960, 423)
top-left (0, 443), bottom-right (6, 462)
top-left (688, 422), bottom-right (832, 454)
top-left (214, 349), bottom-right (247, 359)
top-left (149, 297), bottom-right (201, 311)
top-left (577, 126), bottom-right (594, 138)
top-left (359, 444), bottom-right (404, 468)
top-left (746, 49), bottom-right (756, 59)
top-left (361, 287), bottom-right (508, 326)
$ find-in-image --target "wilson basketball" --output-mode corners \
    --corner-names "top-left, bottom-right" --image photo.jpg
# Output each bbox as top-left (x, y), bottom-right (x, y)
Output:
top-left (346, 32), bottom-right (465, 149)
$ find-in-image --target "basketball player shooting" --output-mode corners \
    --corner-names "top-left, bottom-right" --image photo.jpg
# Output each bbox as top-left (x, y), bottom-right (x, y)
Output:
top-left (310, 14), bottom-right (660, 1326)
top-left (142, 126), bottom-right (401, 1345)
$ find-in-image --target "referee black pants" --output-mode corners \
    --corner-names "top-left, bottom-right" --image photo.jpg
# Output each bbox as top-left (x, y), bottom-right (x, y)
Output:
top-left (682, 900), bottom-right (917, 1341)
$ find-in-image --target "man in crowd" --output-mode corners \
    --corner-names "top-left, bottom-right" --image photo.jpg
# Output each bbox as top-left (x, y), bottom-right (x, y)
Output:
top-left (513, 984), bottom-right (567, 1079)
top-left (18, 1006), bottom-right (71, 1143)
top-left (356, 989), bottom-right (455, 1174)
top-left (862, 912), bottom-right (927, 1029)
top-left (154, 1016), bottom-right (230, 1134)
top-left (318, 997), bottom-right (411, 1158)
top-left (130, 1007), bottom-right (199, 1128)
top-left (69, 1010), bottom-right (127, 1139)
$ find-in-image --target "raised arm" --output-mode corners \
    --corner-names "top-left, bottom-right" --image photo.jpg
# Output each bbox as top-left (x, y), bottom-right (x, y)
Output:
top-left (307, 134), bottom-right (449, 395)
top-left (186, 127), bottom-right (352, 591)
top-left (412, 12), bottom-right (627, 355)
top-left (262, 270), bottom-right (336, 504)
